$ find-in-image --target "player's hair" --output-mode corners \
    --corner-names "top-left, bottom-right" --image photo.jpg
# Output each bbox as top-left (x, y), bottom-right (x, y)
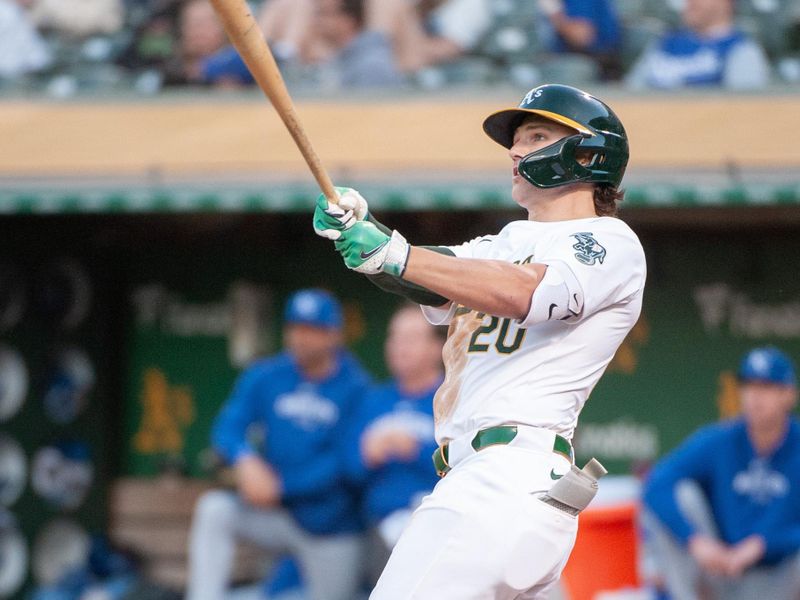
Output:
top-left (593, 184), bottom-right (624, 217)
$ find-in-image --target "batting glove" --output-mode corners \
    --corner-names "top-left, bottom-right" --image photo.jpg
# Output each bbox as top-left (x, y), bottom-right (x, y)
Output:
top-left (312, 187), bottom-right (369, 241)
top-left (334, 221), bottom-right (410, 276)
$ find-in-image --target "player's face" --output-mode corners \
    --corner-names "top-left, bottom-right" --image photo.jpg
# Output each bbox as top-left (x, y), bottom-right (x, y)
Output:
top-left (740, 381), bottom-right (797, 430)
top-left (683, 0), bottom-right (730, 31)
top-left (283, 323), bottom-right (341, 368)
top-left (385, 308), bottom-right (443, 383)
top-left (509, 116), bottom-right (577, 204)
top-left (315, 0), bottom-right (353, 44)
top-left (181, 0), bottom-right (226, 58)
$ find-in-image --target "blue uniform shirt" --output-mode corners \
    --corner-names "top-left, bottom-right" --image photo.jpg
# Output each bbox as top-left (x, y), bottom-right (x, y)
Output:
top-left (549, 0), bottom-right (621, 54)
top-left (642, 28), bottom-right (748, 87)
top-left (343, 379), bottom-right (441, 526)
top-left (212, 350), bottom-right (371, 535)
top-left (643, 417), bottom-right (800, 565)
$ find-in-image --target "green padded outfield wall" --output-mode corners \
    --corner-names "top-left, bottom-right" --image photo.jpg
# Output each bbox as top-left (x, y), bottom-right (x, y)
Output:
top-left (120, 213), bottom-right (800, 476)
top-left (121, 219), bottom-right (401, 477)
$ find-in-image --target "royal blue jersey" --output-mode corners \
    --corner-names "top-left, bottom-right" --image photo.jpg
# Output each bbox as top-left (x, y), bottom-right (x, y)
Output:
top-left (645, 28), bottom-right (747, 87)
top-left (550, 0), bottom-right (621, 54)
top-left (211, 350), bottom-right (371, 535)
top-left (343, 379), bottom-right (441, 525)
top-left (643, 417), bottom-right (800, 565)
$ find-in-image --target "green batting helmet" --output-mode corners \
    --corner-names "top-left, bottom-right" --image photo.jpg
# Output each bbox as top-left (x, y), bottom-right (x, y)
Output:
top-left (482, 84), bottom-right (629, 189)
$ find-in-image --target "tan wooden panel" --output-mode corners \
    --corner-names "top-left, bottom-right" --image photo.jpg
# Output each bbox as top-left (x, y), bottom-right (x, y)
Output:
top-left (2, 95), bottom-right (797, 175)
top-left (108, 477), bottom-right (267, 589)
top-left (142, 560), bottom-right (189, 590)
top-left (111, 522), bottom-right (190, 559)
top-left (109, 477), bottom-right (212, 518)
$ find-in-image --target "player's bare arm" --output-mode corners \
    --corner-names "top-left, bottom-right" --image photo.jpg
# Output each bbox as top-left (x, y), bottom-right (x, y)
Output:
top-left (402, 246), bottom-right (547, 320)
top-left (313, 198), bottom-right (547, 317)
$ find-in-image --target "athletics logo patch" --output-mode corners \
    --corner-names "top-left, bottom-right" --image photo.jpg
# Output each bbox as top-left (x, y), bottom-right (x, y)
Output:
top-left (571, 232), bottom-right (606, 266)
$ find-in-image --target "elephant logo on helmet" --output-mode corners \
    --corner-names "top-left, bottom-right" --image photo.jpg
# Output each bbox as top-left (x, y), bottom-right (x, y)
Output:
top-left (571, 232), bottom-right (606, 266)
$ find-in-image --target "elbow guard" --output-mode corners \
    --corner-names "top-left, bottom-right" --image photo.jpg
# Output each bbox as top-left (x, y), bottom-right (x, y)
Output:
top-left (519, 261), bottom-right (584, 327)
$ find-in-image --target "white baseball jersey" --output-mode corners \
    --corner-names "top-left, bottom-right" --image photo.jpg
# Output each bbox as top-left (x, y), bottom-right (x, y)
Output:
top-left (422, 216), bottom-right (646, 446)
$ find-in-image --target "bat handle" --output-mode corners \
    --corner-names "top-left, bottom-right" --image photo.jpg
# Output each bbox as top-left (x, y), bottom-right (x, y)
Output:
top-left (306, 151), bottom-right (338, 204)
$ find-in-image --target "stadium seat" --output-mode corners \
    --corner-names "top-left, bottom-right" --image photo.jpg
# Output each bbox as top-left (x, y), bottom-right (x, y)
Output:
top-left (620, 19), bottom-right (665, 71)
top-left (538, 54), bottom-right (600, 86)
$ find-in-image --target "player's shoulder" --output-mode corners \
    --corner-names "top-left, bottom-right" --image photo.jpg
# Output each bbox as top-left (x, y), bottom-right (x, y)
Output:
top-left (690, 418), bottom-right (746, 446)
top-left (543, 216), bottom-right (643, 261)
top-left (572, 216), bottom-right (640, 241)
top-left (465, 232), bottom-right (500, 247)
top-left (233, 354), bottom-right (291, 391)
top-left (530, 215), bottom-right (637, 236)
top-left (596, 217), bottom-right (644, 254)
top-left (246, 353), bottom-right (292, 377)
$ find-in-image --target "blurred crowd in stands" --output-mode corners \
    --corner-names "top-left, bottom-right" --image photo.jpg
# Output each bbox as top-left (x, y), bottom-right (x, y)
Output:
top-left (1, 0), bottom-right (799, 96)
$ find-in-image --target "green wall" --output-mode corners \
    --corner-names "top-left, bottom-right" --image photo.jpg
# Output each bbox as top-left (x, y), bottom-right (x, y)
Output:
top-left (119, 213), bottom-right (800, 476)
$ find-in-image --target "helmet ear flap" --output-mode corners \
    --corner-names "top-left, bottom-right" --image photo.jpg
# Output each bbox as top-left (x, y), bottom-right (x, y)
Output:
top-left (518, 135), bottom-right (593, 189)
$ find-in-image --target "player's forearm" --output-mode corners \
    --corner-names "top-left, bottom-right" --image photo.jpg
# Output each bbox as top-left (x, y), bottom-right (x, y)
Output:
top-left (402, 246), bottom-right (545, 320)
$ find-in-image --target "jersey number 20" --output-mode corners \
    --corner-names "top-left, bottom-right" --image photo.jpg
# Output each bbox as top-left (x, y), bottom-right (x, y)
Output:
top-left (467, 316), bottom-right (526, 354)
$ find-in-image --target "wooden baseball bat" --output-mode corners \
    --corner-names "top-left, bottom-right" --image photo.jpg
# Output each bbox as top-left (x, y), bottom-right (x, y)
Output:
top-left (209, 0), bottom-right (338, 204)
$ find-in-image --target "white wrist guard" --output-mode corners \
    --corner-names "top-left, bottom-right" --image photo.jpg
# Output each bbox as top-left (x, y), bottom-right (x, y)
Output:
top-left (381, 230), bottom-right (411, 277)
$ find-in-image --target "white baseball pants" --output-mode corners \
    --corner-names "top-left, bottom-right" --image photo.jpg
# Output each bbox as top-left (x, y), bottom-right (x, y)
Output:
top-left (371, 431), bottom-right (578, 599)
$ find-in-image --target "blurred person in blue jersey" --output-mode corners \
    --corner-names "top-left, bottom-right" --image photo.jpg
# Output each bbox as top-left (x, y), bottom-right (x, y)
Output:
top-left (537, 0), bottom-right (623, 80)
top-left (344, 303), bottom-right (444, 581)
top-left (186, 288), bottom-right (371, 600)
top-left (258, 303), bottom-right (444, 599)
top-left (626, 0), bottom-right (770, 89)
top-left (642, 346), bottom-right (800, 600)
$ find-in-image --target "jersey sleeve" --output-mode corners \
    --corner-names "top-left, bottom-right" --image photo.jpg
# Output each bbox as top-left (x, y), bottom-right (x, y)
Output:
top-left (211, 365), bottom-right (266, 464)
top-left (642, 427), bottom-right (720, 545)
top-left (519, 223), bottom-right (645, 327)
top-left (441, 234), bottom-right (497, 260)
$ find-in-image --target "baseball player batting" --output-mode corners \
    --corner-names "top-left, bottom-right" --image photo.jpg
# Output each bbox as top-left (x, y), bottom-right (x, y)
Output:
top-left (314, 83), bottom-right (647, 599)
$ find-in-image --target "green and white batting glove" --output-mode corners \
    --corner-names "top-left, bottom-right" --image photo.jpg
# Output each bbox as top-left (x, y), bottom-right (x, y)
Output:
top-left (334, 221), bottom-right (410, 276)
top-left (312, 187), bottom-right (369, 241)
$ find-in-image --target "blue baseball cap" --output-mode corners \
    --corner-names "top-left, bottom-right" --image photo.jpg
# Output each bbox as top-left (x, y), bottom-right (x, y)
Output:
top-left (283, 289), bottom-right (343, 329)
top-left (738, 346), bottom-right (797, 387)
